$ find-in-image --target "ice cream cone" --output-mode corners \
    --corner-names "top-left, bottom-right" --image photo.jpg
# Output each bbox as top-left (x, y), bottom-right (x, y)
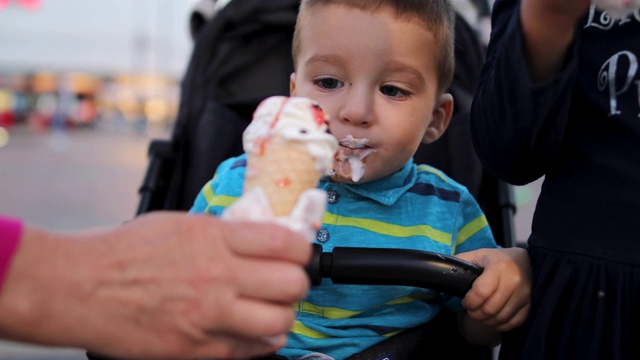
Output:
top-left (244, 134), bottom-right (323, 217)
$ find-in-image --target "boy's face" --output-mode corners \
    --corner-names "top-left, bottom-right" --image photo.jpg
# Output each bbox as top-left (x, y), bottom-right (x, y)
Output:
top-left (291, 4), bottom-right (453, 184)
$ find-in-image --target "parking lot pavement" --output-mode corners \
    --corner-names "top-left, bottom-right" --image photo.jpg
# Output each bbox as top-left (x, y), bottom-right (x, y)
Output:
top-left (0, 125), bottom-right (153, 231)
top-left (0, 341), bottom-right (86, 360)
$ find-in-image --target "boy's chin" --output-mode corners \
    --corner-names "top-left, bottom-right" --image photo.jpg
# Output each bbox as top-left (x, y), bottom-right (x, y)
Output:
top-left (326, 166), bottom-right (385, 185)
top-left (328, 158), bottom-right (368, 183)
top-left (327, 173), bottom-right (361, 184)
top-left (328, 160), bottom-right (362, 184)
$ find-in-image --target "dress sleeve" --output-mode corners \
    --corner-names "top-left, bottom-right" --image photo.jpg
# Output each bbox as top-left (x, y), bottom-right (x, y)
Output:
top-left (0, 216), bottom-right (23, 292)
top-left (470, 0), bottom-right (580, 185)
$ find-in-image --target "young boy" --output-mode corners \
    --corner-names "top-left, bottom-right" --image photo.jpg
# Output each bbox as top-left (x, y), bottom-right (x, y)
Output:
top-left (191, 1), bottom-right (531, 359)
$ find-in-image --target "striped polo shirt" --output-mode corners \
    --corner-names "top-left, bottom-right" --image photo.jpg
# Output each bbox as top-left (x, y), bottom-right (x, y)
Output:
top-left (190, 154), bottom-right (497, 360)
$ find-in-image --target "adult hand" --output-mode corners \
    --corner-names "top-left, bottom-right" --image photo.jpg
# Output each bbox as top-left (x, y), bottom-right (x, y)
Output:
top-left (520, 0), bottom-right (592, 82)
top-left (0, 212), bottom-right (311, 359)
top-left (456, 247), bottom-right (531, 332)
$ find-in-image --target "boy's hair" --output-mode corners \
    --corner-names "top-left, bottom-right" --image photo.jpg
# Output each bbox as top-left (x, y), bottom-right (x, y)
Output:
top-left (292, 0), bottom-right (455, 93)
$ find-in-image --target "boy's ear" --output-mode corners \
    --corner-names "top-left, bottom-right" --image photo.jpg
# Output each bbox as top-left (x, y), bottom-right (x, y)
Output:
top-left (422, 93), bottom-right (454, 144)
top-left (289, 72), bottom-right (297, 95)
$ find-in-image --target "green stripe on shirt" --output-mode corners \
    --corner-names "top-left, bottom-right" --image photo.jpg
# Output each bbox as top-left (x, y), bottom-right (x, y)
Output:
top-left (456, 215), bottom-right (489, 247)
top-left (323, 211), bottom-right (452, 245)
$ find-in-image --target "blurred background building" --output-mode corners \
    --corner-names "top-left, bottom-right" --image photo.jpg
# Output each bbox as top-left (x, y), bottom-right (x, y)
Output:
top-left (0, 0), bottom-right (192, 76)
top-left (0, 0), bottom-right (198, 132)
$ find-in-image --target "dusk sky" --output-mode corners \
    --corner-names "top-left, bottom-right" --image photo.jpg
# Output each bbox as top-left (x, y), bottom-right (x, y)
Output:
top-left (0, 0), bottom-right (198, 78)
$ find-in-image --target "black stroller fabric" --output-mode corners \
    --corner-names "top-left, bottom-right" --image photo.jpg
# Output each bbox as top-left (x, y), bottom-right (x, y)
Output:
top-left (131, 1), bottom-right (515, 359)
top-left (138, 0), bottom-right (299, 214)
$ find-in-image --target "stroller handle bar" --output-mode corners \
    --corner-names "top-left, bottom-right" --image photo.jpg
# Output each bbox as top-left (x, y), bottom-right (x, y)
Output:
top-left (305, 244), bottom-right (483, 299)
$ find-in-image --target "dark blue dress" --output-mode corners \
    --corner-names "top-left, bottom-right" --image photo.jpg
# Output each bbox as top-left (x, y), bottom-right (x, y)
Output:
top-left (470, 0), bottom-right (640, 359)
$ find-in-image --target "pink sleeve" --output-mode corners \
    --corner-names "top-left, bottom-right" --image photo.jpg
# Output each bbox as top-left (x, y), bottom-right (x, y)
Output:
top-left (0, 216), bottom-right (23, 291)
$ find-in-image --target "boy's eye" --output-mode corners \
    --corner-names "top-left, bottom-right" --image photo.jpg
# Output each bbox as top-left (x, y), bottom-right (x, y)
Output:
top-left (380, 85), bottom-right (408, 98)
top-left (315, 77), bottom-right (343, 90)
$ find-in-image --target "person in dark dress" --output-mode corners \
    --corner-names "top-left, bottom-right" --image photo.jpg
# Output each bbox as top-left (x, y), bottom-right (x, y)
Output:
top-left (470, 0), bottom-right (640, 359)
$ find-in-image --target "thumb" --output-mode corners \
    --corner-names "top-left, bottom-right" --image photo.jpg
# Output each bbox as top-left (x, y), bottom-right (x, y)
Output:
top-left (455, 248), bottom-right (490, 267)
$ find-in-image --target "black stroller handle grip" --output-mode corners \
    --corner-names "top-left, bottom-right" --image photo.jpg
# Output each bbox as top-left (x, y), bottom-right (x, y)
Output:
top-left (306, 244), bottom-right (482, 299)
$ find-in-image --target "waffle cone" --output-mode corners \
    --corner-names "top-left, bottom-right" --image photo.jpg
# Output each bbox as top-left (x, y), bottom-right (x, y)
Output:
top-left (244, 135), bottom-right (323, 217)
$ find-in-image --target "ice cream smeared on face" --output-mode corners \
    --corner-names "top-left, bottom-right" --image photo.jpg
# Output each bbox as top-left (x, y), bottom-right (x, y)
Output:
top-left (330, 135), bottom-right (377, 183)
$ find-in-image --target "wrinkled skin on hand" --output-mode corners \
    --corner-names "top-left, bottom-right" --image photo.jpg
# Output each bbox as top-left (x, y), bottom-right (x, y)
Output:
top-left (0, 212), bottom-right (312, 359)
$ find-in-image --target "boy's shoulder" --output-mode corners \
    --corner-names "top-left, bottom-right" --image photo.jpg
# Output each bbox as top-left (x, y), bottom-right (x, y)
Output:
top-left (413, 163), bottom-right (471, 199)
top-left (216, 153), bottom-right (248, 174)
top-left (208, 154), bottom-right (247, 192)
top-left (414, 163), bottom-right (464, 188)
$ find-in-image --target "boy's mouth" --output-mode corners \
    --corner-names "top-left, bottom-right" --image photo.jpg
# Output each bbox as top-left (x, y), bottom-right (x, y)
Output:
top-left (338, 135), bottom-right (374, 152)
top-left (340, 143), bottom-right (371, 150)
top-left (338, 144), bottom-right (374, 158)
top-left (330, 135), bottom-right (377, 182)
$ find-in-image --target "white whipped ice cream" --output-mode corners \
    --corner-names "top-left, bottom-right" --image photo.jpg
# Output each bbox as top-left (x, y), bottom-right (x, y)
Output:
top-left (331, 135), bottom-right (377, 183)
top-left (243, 96), bottom-right (338, 173)
top-left (222, 187), bottom-right (327, 241)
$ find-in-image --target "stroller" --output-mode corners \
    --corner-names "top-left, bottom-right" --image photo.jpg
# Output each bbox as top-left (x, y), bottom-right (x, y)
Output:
top-left (98, 1), bottom-right (516, 359)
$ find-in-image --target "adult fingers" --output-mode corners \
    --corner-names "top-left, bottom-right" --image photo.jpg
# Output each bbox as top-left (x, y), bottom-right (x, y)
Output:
top-left (222, 220), bottom-right (312, 265)
top-left (208, 297), bottom-right (297, 340)
top-left (234, 258), bottom-right (310, 303)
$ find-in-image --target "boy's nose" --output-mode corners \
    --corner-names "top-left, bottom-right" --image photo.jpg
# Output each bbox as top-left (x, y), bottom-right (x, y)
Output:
top-left (338, 88), bottom-right (374, 127)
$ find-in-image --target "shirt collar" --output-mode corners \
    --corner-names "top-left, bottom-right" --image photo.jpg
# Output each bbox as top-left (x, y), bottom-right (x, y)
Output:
top-left (321, 159), bottom-right (417, 206)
